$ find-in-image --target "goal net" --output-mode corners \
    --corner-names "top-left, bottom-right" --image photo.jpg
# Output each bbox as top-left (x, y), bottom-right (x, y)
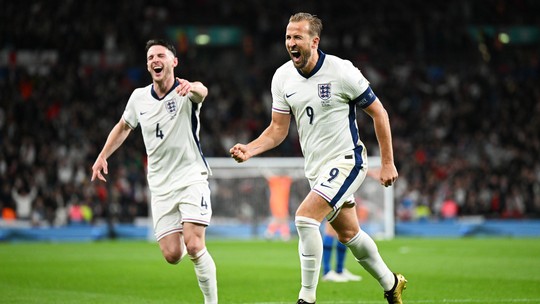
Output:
top-left (204, 156), bottom-right (395, 240)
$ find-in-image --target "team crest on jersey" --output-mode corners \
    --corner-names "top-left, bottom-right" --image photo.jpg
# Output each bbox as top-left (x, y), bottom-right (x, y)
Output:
top-left (318, 83), bottom-right (331, 107)
top-left (318, 83), bottom-right (331, 101)
top-left (165, 99), bottom-right (177, 116)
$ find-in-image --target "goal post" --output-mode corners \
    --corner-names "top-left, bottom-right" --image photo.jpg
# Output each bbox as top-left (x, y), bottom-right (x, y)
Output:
top-left (205, 157), bottom-right (395, 240)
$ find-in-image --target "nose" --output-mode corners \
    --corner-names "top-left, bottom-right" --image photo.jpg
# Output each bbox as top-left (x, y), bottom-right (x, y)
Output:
top-left (287, 39), bottom-right (296, 48)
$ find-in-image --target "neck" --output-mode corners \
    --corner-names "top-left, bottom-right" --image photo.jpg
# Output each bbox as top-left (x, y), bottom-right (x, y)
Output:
top-left (153, 76), bottom-right (175, 99)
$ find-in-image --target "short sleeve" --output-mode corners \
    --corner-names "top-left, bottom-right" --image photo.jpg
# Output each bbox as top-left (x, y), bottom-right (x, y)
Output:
top-left (340, 60), bottom-right (370, 101)
top-left (270, 69), bottom-right (291, 114)
top-left (122, 91), bottom-right (139, 129)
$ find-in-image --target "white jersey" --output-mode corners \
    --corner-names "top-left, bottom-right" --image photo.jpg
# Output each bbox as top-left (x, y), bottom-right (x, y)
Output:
top-left (123, 81), bottom-right (210, 195)
top-left (271, 50), bottom-right (376, 180)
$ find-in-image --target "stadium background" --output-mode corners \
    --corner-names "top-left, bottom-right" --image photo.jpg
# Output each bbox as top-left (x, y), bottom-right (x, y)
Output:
top-left (1, 0), bottom-right (540, 239)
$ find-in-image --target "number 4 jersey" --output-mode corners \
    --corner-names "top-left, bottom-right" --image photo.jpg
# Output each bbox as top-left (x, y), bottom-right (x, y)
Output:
top-left (123, 80), bottom-right (211, 195)
top-left (271, 50), bottom-right (377, 181)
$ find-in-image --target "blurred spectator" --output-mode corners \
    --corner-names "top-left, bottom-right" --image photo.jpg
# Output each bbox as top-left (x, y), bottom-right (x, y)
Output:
top-left (11, 180), bottom-right (37, 220)
top-left (30, 196), bottom-right (47, 227)
top-left (440, 196), bottom-right (459, 221)
top-left (68, 200), bottom-right (93, 225)
top-left (414, 202), bottom-right (431, 222)
top-left (1, 207), bottom-right (16, 221)
top-left (397, 193), bottom-right (415, 222)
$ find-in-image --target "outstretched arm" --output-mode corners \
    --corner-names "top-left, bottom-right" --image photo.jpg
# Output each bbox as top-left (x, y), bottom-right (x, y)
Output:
top-left (230, 111), bottom-right (290, 163)
top-left (175, 77), bottom-right (208, 103)
top-left (91, 118), bottom-right (132, 182)
top-left (362, 98), bottom-right (398, 187)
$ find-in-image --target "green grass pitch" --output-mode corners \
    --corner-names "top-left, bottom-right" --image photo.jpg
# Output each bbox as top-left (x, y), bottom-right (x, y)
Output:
top-left (1, 237), bottom-right (539, 303)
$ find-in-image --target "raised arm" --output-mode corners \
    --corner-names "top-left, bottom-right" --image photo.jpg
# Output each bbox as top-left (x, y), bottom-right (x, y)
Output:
top-left (91, 118), bottom-right (132, 182)
top-left (362, 98), bottom-right (398, 187)
top-left (230, 111), bottom-right (291, 163)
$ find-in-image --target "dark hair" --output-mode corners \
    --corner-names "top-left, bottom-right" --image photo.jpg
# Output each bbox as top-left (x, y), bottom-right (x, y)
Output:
top-left (145, 39), bottom-right (177, 56)
top-left (289, 12), bottom-right (323, 38)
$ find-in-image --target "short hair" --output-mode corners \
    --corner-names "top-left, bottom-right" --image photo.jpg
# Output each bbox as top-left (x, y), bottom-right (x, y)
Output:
top-left (289, 12), bottom-right (323, 38)
top-left (145, 39), bottom-right (177, 56)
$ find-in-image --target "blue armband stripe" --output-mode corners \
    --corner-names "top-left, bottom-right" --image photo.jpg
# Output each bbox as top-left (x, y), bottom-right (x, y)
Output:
top-left (354, 86), bottom-right (377, 108)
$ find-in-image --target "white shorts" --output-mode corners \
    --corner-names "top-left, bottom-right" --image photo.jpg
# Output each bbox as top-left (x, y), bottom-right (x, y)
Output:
top-left (151, 182), bottom-right (212, 241)
top-left (309, 147), bottom-right (368, 222)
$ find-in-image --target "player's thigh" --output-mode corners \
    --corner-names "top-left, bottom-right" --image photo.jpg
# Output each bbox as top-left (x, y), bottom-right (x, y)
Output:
top-left (179, 183), bottom-right (211, 252)
top-left (183, 222), bottom-right (207, 253)
top-left (296, 191), bottom-right (333, 222)
top-left (158, 232), bottom-right (182, 255)
top-left (330, 205), bottom-right (360, 243)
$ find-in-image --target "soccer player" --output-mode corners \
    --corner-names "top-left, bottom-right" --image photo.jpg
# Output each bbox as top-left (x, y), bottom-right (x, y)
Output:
top-left (230, 13), bottom-right (406, 304)
top-left (91, 39), bottom-right (218, 304)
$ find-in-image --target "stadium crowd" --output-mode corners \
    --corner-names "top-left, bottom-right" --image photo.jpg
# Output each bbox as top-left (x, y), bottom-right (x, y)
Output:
top-left (1, 0), bottom-right (539, 227)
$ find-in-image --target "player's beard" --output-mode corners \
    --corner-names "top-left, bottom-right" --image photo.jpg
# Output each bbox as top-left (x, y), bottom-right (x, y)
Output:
top-left (290, 48), bottom-right (310, 71)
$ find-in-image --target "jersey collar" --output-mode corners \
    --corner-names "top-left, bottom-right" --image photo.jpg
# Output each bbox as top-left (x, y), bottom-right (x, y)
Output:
top-left (296, 49), bottom-right (326, 79)
top-left (151, 78), bottom-right (180, 100)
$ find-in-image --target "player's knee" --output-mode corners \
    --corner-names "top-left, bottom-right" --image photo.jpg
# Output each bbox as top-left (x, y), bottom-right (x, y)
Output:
top-left (336, 227), bottom-right (359, 244)
top-left (185, 238), bottom-right (204, 257)
top-left (161, 247), bottom-right (182, 264)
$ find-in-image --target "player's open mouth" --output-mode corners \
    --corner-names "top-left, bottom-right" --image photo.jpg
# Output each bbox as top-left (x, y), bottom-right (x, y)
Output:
top-left (290, 50), bottom-right (301, 63)
top-left (153, 67), bottom-right (163, 73)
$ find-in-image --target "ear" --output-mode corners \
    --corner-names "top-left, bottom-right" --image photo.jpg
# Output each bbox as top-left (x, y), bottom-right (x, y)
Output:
top-left (311, 36), bottom-right (320, 49)
top-left (173, 57), bottom-right (178, 67)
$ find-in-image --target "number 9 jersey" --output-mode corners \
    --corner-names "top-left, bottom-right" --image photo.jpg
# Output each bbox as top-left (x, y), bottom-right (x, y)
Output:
top-left (271, 50), bottom-right (377, 181)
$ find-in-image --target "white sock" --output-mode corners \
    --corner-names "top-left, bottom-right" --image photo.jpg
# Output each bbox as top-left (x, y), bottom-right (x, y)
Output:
top-left (344, 230), bottom-right (395, 291)
top-left (295, 216), bottom-right (322, 303)
top-left (191, 248), bottom-right (218, 304)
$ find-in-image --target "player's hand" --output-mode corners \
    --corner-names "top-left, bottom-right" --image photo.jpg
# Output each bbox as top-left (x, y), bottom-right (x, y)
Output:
top-left (230, 144), bottom-right (250, 163)
top-left (91, 157), bottom-right (108, 182)
top-left (175, 77), bottom-right (192, 96)
top-left (379, 163), bottom-right (398, 187)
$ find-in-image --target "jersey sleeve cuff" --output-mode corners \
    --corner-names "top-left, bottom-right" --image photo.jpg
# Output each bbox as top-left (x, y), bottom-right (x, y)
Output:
top-left (354, 86), bottom-right (377, 108)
